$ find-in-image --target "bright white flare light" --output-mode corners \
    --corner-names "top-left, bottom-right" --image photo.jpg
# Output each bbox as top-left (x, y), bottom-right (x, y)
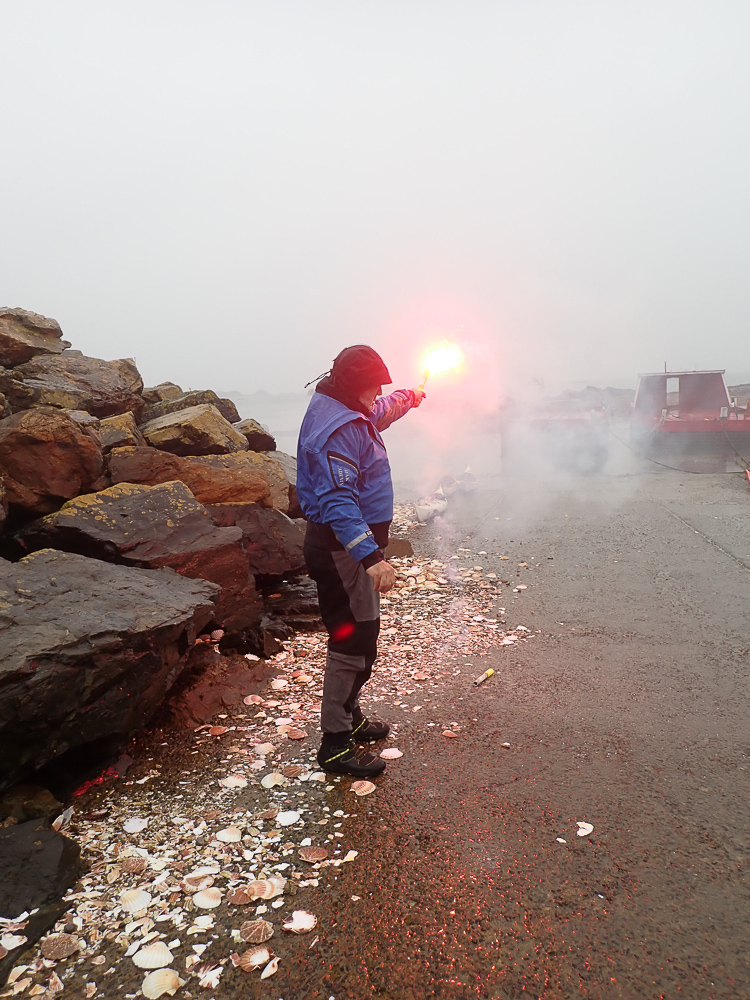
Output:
top-left (420, 342), bottom-right (464, 384)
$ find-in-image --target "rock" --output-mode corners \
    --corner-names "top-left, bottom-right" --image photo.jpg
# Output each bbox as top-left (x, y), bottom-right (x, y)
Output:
top-left (99, 411), bottom-right (146, 453)
top-left (386, 537), bottom-right (414, 558)
top-left (164, 647), bottom-right (272, 729)
top-left (0, 785), bottom-right (62, 822)
top-left (0, 819), bottom-right (81, 986)
top-left (0, 407), bottom-right (104, 514)
top-left (0, 481), bottom-right (6, 534)
top-left (261, 578), bottom-right (323, 633)
top-left (197, 451), bottom-right (298, 515)
top-left (0, 548), bottom-right (218, 791)
top-left (140, 403), bottom-right (248, 456)
top-left (0, 394), bottom-right (9, 420)
top-left (0, 308), bottom-right (65, 367)
top-left (108, 446), bottom-right (273, 507)
top-left (205, 503), bottom-right (305, 576)
top-left (233, 418), bottom-right (276, 452)
top-left (141, 389), bottom-right (240, 425)
top-left (141, 381), bottom-right (184, 406)
top-left (16, 481), bottom-right (262, 633)
top-left (8, 351), bottom-right (145, 419)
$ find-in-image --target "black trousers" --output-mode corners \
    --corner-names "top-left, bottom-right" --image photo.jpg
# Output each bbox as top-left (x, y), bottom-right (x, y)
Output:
top-left (304, 522), bottom-right (380, 734)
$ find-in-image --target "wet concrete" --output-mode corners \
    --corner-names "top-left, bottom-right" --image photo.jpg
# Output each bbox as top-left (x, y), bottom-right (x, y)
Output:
top-left (284, 469), bottom-right (750, 1000)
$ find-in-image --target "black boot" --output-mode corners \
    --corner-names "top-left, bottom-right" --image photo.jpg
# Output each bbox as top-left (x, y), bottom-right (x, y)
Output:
top-left (317, 735), bottom-right (386, 777)
top-left (352, 714), bottom-right (390, 742)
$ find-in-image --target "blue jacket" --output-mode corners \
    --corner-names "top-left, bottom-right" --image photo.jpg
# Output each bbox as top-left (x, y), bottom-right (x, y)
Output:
top-left (297, 389), bottom-right (416, 562)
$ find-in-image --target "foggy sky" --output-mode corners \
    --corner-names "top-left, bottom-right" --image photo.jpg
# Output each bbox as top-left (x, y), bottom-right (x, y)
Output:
top-left (2, 0), bottom-right (749, 397)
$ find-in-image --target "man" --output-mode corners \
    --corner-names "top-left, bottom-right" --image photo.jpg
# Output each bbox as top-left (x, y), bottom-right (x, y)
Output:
top-left (297, 345), bottom-right (425, 778)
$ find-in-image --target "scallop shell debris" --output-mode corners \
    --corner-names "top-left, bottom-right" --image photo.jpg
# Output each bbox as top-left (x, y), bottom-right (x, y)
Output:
top-left (239, 919), bottom-right (274, 944)
top-left (350, 780), bottom-right (376, 796)
top-left (141, 968), bottom-right (183, 999)
top-left (193, 887), bottom-right (223, 908)
top-left (133, 941), bottom-right (174, 969)
top-left (283, 910), bottom-right (317, 934)
top-left (119, 888), bottom-right (152, 912)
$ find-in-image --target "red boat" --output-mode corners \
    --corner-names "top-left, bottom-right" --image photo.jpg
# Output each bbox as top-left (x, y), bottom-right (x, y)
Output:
top-left (631, 370), bottom-right (750, 457)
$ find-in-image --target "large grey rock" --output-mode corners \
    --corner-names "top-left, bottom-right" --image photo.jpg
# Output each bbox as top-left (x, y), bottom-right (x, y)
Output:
top-left (141, 381), bottom-right (183, 406)
top-left (139, 403), bottom-right (248, 457)
top-left (206, 502), bottom-right (305, 576)
top-left (8, 351), bottom-right (145, 419)
top-left (141, 389), bottom-right (240, 425)
top-left (233, 418), bottom-right (276, 452)
top-left (0, 819), bottom-right (81, 986)
top-left (0, 548), bottom-right (218, 792)
top-left (0, 407), bottom-right (104, 514)
top-left (16, 481), bottom-right (261, 633)
top-left (0, 309), bottom-right (66, 367)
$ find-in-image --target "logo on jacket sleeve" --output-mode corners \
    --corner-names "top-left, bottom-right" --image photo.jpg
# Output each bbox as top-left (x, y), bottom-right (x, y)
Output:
top-left (327, 451), bottom-right (359, 488)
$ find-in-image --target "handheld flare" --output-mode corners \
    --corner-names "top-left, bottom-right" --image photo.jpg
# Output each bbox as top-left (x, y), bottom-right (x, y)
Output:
top-left (473, 668), bottom-right (495, 687)
top-left (419, 369), bottom-right (430, 391)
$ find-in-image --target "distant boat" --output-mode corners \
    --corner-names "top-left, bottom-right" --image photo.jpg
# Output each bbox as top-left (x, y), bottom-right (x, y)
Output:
top-left (439, 472), bottom-right (459, 496)
top-left (459, 466), bottom-right (478, 492)
top-left (415, 486), bottom-right (449, 522)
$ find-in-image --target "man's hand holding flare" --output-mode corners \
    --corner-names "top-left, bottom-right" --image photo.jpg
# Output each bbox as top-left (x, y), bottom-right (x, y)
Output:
top-left (411, 387), bottom-right (426, 407)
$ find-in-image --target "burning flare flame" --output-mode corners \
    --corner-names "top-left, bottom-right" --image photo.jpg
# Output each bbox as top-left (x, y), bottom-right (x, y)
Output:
top-left (419, 342), bottom-right (464, 388)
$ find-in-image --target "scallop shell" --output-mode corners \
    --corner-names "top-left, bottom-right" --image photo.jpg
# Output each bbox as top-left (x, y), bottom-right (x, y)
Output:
top-left (197, 964), bottom-right (223, 988)
top-left (260, 955), bottom-right (280, 979)
top-left (208, 726), bottom-right (228, 736)
top-left (0, 933), bottom-right (27, 950)
top-left (239, 919), bottom-right (274, 944)
top-left (298, 846), bottom-right (328, 863)
top-left (227, 887), bottom-right (254, 905)
top-left (120, 888), bottom-right (152, 913)
top-left (260, 772), bottom-right (286, 789)
top-left (186, 865), bottom-right (220, 878)
top-left (238, 947), bottom-right (270, 972)
top-left (133, 941), bottom-right (174, 969)
top-left (121, 857), bottom-right (147, 875)
top-left (379, 748), bottom-right (403, 759)
top-left (40, 933), bottom-right (79, 960)
top-left (282, 765), bottom-right (306, 778)
top-left (576, 822), bottom-right (594, 837)
top-left (123, 818), bottom-right (149, 833)
top-left (246, 877), bottom-right (286, 900)
top-left (215, 826), bottom-right (242, 843)
top-left (243, 694), bottom-right (264, 705)
top-left (219, 774), bottom-right (247, 789)
top-left (276, 810), bottom-right (300, 827)
top-left (258, 807), bottom-right (279, 820)
top-left (283, 910), bottom-right (317, 934)
top-left (285, 728), bottom-right (307, 740)
top-left (253, 742), bottom-right (275, 754)
top-left (350, 780), bottom-right (376, 796)
top-left (0, 946), bottom-right (6, 960)
top-left (193, 887), bottom-right (223, 909)
top-left (141, 968), bottom-right (183, 999)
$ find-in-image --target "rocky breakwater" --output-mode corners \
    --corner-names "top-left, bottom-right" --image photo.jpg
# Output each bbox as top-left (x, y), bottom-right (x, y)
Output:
top-left (0, 308), bottom-right (310, 795)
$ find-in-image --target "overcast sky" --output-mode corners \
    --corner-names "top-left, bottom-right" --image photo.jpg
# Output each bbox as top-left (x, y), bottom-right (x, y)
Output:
top-left (2, 0), bottom-right (749, 398)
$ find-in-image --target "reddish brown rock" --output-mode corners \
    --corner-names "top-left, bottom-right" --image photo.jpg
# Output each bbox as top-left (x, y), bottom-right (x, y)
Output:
top-left (0, 308), bottom-right (66, 367)
top-left (10, 351), bottom-right (145, 419)
top-left (16, 481), bottom-right (261, 632)
top-left (196, 451), bottom-right (297, 515)
top-left (0, 407), bottom-right (104, 514)
top-left (108, 446), bottom-right (272, 506)
top-left (99, 412), bottom-right (146, 453)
